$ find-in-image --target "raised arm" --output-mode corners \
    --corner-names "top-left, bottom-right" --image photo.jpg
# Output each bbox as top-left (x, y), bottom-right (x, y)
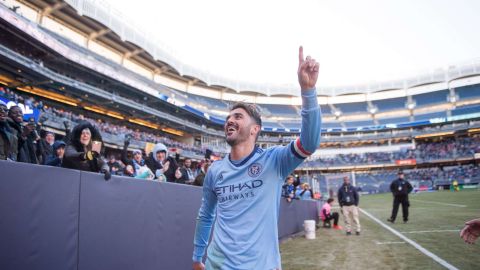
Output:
top-left (276, 46), bottom-right (322, 178)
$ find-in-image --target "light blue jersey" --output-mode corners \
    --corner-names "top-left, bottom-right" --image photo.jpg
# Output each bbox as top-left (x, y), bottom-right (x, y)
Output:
top-left (193, 89), bottom-right (321, 270)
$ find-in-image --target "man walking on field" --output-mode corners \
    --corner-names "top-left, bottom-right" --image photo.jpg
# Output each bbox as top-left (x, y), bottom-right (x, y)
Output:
top-left (192, 47), bottom-right (322, 270)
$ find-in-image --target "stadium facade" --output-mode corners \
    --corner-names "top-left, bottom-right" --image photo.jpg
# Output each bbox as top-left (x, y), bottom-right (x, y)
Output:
top-left (1, 0), bottom-right (479, 194)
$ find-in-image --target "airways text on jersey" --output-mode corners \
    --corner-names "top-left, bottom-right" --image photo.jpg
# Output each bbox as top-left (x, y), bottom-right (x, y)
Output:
top-left (215, 179), bottom-right (264, 203)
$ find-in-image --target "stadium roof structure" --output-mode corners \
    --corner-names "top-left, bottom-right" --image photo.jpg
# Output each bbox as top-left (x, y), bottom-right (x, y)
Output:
top-left (12, 0), bottom-right (480, 97)
top-left (2, 0), bottom-right (480, 137)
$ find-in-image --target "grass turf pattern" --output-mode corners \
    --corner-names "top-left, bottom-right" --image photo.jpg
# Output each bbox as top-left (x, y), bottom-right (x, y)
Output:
top-left (280, 189), bottom-right (480, 270)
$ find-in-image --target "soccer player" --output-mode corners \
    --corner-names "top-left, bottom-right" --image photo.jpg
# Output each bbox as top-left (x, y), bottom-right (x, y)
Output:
top-left (192, 47), bottom-right (321, 270)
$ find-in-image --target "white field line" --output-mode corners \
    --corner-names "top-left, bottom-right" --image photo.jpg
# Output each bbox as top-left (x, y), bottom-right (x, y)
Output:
top-left (363, 207), bottom-right (432, 211)
top-left (409, 199), bottom-right (466, 208)
top-left (400, 229), bottom-right (460, 234)
top-left (375, 241), bottom-right (405, 245)
top-left (360, 208), bottom-right (459, 270)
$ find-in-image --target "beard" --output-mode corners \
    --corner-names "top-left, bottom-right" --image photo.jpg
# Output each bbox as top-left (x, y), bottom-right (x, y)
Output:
top-left (225, 124), bottom-right (250, 147)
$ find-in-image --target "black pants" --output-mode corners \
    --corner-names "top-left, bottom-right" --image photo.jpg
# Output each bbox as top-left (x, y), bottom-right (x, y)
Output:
top-left (325, 212), bottom-right (339, 226)
top-left (390, 195), bottom-right (409, 222)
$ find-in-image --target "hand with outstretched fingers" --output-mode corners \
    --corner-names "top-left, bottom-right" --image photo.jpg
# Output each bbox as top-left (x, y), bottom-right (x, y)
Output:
top-left (460, 218), bottom-right (480, 244)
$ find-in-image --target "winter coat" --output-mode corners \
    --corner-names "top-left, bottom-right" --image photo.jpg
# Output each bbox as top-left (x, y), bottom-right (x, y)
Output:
top-left (0, 120), bottom-right (15, 160)
top-left (62, 121), bottom-right (108, 173)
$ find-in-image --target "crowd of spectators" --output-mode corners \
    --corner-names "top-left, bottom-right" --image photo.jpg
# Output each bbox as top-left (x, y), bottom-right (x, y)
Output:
top-left (1, 86), bottom-right (207, 154)
top-left (2, 85), bottom-right (480, 187)
top-left (0, 86), bottom-right (211, 184)
top-left (44, 106), bottom-right (206, 155)
top-left (302, 135), bottom-right (480, 168)
top-left (281, 175), bottom-right (316, 201)
top-left (353, 165), bottom-right (480, 189)
top-left (313, 164), bottom-right (480, 195)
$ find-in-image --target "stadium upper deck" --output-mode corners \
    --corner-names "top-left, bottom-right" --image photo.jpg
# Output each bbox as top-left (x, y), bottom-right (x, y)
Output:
top-left (1, 0), bottom-right (480, 136)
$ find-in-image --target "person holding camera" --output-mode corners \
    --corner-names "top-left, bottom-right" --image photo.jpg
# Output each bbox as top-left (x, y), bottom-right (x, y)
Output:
top-left (0, 100), bottom-right (16, 160)
top-left (62, 121), bottom-right (110, 180)
top-left (7, 105), bottom-right (38, 163)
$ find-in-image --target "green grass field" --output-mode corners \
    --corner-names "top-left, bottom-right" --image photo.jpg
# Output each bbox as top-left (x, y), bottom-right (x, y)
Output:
top-left (280, 189), bottom-right (480, 270)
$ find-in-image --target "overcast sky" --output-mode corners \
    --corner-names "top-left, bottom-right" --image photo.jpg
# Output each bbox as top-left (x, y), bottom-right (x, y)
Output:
top-left (103, 0), bottom-right (480, 88)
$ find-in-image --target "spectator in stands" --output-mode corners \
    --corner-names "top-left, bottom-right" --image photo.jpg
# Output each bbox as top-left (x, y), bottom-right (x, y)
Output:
top-left (36, 128), bottom-right (54, 165)
top-left (338, 176), bottom-right (361, 235)
top-left (45, 140), bottom-right (66, 167)
top-left (124, 164), bottom-right (135, 177)
top-left (320, 198), bottom-right (341, 229)
top-left (460, 218), bottom-right (480, 244)
top-left (145, 143), bottom-right (178, 182)
top-left (388, 171), bottom-right (413, 224)
top-left (282, 175), bottom-right (296, 202)
top-left (134, 166), bottom-right (156, 180)
top-left (193, 160), bottom-right (210, 187)
top-left (121, 134), bottom-right (146, 177)
top-left (7, 106), bottom-right (38, 163)
top-left (62, 121), bottom-right (110, 180)
top-left (176, 158), bottom-right (195, 184)
top-left (110, 162), bottom-right (124, 176)
top-left (0, 100), bottom-right (16, 160)
top-left (296, 183), bottom-right (314, 200)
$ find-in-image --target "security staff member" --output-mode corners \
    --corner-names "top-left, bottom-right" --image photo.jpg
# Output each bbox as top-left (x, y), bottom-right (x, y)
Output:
top-left (337, 176), bottom-right (360, 235)
top-left (388, 170), bottom-right (413, 223)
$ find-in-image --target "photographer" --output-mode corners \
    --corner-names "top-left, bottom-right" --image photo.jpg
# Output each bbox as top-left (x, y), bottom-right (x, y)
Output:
top-left (62, 121), bottom-right (110, 180)
top-left (0, 100), bottom-right (16, 160)
top-left (7, 105), bottom-right (38, 163)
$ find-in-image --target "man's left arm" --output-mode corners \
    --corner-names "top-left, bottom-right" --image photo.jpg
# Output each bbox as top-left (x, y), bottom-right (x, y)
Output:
top-left (276, 47), bottom-right (322, 178)
top-left (407, 181), bottom-right (413, 194)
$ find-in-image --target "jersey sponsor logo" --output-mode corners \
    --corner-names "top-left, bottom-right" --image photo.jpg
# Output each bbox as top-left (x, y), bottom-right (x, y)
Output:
top-left (215, 179), bottom-right (263, 196)
top-left (248, 163), bottom-right (263, 178)
top-left (215, 179), bottom-right (264, 203)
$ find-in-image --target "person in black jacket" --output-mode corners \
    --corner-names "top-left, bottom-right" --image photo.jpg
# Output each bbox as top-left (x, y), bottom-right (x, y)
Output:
top-left (0, 101), bottom-right (16, 160)
top-left (282, 175), bottom-right (297, 202)
top-left (36, 130), bottom-right (54, 165)
top-left (62, 121), bottom-right (110, 180)
top-left (121, 134), bottom-right (146, 177)
top-left (337, 176), bottom-right (361, 235)
top-left (45, 140), bottom-right (66, 167)
top-left (388, 170), bottom-right (413, 223)
top-left (176, 158), bottom-right (195, 184)
top-left (7, 106), bottom-right (38, 163)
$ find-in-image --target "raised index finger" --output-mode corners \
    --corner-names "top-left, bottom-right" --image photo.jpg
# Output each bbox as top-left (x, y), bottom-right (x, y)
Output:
top-left (299, 46), bottom-right (304, 64)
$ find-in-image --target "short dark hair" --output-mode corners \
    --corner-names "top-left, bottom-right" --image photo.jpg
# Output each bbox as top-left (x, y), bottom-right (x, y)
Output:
top-left (327, 198), bottom-right (334, 203)
top-left (230, 102), bottom-right (262, 127)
